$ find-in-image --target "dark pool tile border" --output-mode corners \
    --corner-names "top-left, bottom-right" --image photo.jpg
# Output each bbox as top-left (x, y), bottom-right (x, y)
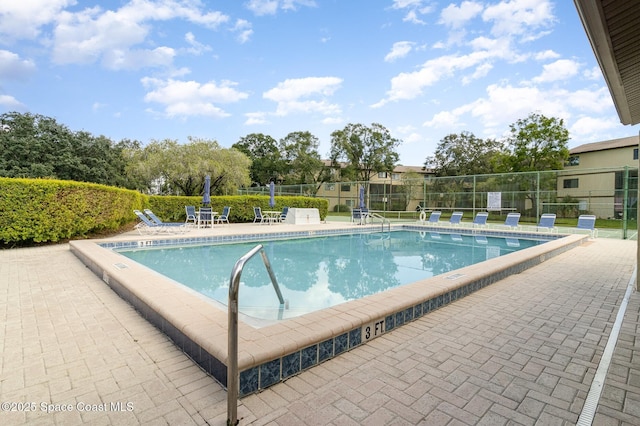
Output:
top-left (236, 233), bottom-right (581, 396)
top-left (101, 224), bottom-right (561, 252)
top-left (100, 226), bottom-right (383, 251)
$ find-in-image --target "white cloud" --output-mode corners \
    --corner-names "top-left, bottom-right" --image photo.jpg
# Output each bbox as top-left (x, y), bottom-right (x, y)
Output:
top-left (534, 50), bottom-right (560, 60)
top-left (569, 116), bottom-right (619, 138)
top-left (263, 77), bottom-right (342, 116)
top-left (423, 82), bottom-right (616, 141)
top-left (141, 77), bottom-right (249, 118)
top-left (245, 111), bottom-right (269, 125)
top-left (104, 46), bottom-right (176, 70)
top-left (532, 59), bottom-right (580, 83)
top-left (50, 1), bottom-right (228, 69)
top-left (583, 66), bottom-right (603, 81)
top-left (385, 41), bottom-right (414, 62)
top-left (0, 50), bottom-right (36, 80)
top-left (184, 32), bottom-right (212, 55)
top-left (391, 0), bottom-right (433, 24)
top-left (439, 1), bottom-right (483, 29)
top-left (245, 0), bottom-right (316, 16)
top-left (0, 94), bottom-right (25, 109)
top-left (264, 77), bottom-right (341, 101)
top-left (373, 49), bottom-right (504, 107)
top-left (423, 110), bottom-right (463, 129)
top-left (233, 19), bottom-right (253, 44)
top-left (483, 0), bottom-right (555, 40)
top-left (462, 62), bottom-right (493, 85)
top-left (392, 0), bottom-right (424, 8)
top-left (0, 0), bottom-right (73, 41)
top-left (395, 124), bottom-right (423, 145)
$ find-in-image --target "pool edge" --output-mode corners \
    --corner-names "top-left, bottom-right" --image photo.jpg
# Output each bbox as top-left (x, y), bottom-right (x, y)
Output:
top-left (69, 226), bottom-right (588, 396)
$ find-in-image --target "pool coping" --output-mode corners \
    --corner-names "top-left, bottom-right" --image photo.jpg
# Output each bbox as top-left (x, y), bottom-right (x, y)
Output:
top-left (69, 225), bottom-right (588, 396)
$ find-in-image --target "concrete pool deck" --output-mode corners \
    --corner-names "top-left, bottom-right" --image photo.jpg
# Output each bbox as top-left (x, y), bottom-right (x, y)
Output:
top-left (1, 221), bottom-right (639, 425)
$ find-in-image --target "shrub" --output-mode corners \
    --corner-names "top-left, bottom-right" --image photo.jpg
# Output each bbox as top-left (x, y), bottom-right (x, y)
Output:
top-left (0, 178), bottom-right (329, 245)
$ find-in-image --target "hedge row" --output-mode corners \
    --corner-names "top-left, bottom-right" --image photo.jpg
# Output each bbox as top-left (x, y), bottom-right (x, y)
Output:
top-left (148, 194), bottom-right (329, 224)
top-left (0, 178), bottom-right (328, 245)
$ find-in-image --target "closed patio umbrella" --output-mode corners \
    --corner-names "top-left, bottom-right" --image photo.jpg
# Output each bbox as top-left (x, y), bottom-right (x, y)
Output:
top-left (359, 185), bottom-right (365, 209)
top-left (269, 181), bottom-right (275, 208)
top-left (202, 175), bottom-right (211, 206)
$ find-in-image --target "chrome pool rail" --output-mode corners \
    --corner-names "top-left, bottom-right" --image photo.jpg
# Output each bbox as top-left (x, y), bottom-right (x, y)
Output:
top-left (227, 244), bottom-right (284, 425)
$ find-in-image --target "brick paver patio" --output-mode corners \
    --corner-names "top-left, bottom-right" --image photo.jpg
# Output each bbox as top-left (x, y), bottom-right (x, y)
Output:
top-left (0, 230), bottom-right (638, 425)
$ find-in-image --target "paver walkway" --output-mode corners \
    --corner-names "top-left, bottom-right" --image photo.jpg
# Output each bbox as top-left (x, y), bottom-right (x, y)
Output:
top-left (0, 234), bottom-right (638, 425)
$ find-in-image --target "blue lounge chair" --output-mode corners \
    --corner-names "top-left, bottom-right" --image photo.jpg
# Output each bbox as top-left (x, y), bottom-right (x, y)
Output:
top-left (536, 213), bottom-right (556, 232)
top-left (144, 209), bottom-right (187, 233)
top-left (472, 212), bottom-right (488, 227)
top-left (185, 206), bottom-right (198, 226)
top-left (448, 211), bottom-right (463, 226)
top-left (427, 211), bottom-right (441, 225)
top-left (500, 212), bottom-right (520, 229)
top-left (134, 210), bottom-right (184, 234)
top-left (198, 207), bottom-right (213, 228)
top-left (352, 208), bottom-right (369, 225)
top-left (253, 207), bottom-right (265, 224)
top-left (575, 214), bottom-right (598, 238)
top-left (216, 206), bottom-right (231, 225)
top-left (279, 206), bottom-right (289, 223)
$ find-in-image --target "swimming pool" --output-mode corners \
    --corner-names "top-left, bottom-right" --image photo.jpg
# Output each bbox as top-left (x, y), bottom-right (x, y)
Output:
top-left (117, 231), bottom-right (545, 321)
top-left (70, 223), bottom-right (588, 396)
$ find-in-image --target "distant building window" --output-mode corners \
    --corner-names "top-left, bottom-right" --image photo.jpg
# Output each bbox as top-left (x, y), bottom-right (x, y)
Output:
top-left (324, 183), bottom-right (335, 191)
top-left (391, 173), bottom-right (400, 180)
top-left (634, 148), bottom-right (638, 160)
top-left (340, 184), bottom-right (351, 192)
top-left (563, 178), bottom-right (579, 189)
top-left (567, 156), bottom-right (580, 166)
top-left (378, 172), bottom-right (388, 178)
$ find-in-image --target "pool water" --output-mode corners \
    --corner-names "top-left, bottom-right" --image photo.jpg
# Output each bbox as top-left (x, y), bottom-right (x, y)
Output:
top-left (118, 230), bottom-right (545, 320)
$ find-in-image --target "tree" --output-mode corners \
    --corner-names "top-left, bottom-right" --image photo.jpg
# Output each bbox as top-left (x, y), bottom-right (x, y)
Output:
top-left (425, 131), bottom-right (503, 177)
top-left (498, 112), bottom-right (570, 172)
top-left (0, 111), bottom-right (139, 187)
top-left (232, 133), bottom-right (283, 186)
top-left (495, 112), bottom-right (570, 216)
top-left (329, 123), bottom-right (400, 182)
top-left (126, 138), bottom-right (251, 196)
top-left (398, 171), bottom-right (423, 210)
top-left (279, 131), bottom-right (333, 191)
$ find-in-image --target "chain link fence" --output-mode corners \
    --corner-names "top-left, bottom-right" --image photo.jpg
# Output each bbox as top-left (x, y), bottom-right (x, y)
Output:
top-left (240, 167), bottom-right (638, 239)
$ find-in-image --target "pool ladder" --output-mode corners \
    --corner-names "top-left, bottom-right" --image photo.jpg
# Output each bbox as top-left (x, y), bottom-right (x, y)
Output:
top-left (227, 244), bottom-right (283, 425)
top-left (368, 212), bottom-right (391, 232)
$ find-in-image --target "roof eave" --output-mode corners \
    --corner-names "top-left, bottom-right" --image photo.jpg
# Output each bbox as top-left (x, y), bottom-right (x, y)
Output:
top-left (573, 0), bottom-right (634, 125)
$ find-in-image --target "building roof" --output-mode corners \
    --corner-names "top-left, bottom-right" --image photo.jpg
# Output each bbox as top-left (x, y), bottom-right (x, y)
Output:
top-left (574, 0), bottom-right (640, 125)
top-left (393, 165), bottom-right (434, 174)
top-left (321, 160), bottom-right (434, 174)
top-left (570, 135), bottom-right (639, 154)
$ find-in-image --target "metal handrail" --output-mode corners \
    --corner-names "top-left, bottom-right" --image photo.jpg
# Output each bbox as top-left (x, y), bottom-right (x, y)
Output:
top-left (368, 212), bottom-right (391, 232)
top-left (227, 244), bottom-right (283, 425)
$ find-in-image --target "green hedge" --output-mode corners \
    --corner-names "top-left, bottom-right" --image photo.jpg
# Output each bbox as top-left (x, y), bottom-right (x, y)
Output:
top-left (0, 177), bottom-right (145, 244)
top-left (148, 194), bottom-right (329, 223)
top-left (0, 178), bottom-right (328, 245)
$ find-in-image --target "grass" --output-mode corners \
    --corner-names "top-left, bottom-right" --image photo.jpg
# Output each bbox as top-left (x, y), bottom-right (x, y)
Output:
top-left (326, 211), bottom-right (637, 230)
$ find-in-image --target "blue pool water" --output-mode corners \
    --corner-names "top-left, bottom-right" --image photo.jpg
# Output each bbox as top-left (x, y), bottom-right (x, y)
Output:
top-left (118, 230), bottom-right (546, 320)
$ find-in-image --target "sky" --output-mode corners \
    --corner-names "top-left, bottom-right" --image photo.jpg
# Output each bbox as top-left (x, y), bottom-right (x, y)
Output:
top-left (1, 0), bottom-right (638, 166)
